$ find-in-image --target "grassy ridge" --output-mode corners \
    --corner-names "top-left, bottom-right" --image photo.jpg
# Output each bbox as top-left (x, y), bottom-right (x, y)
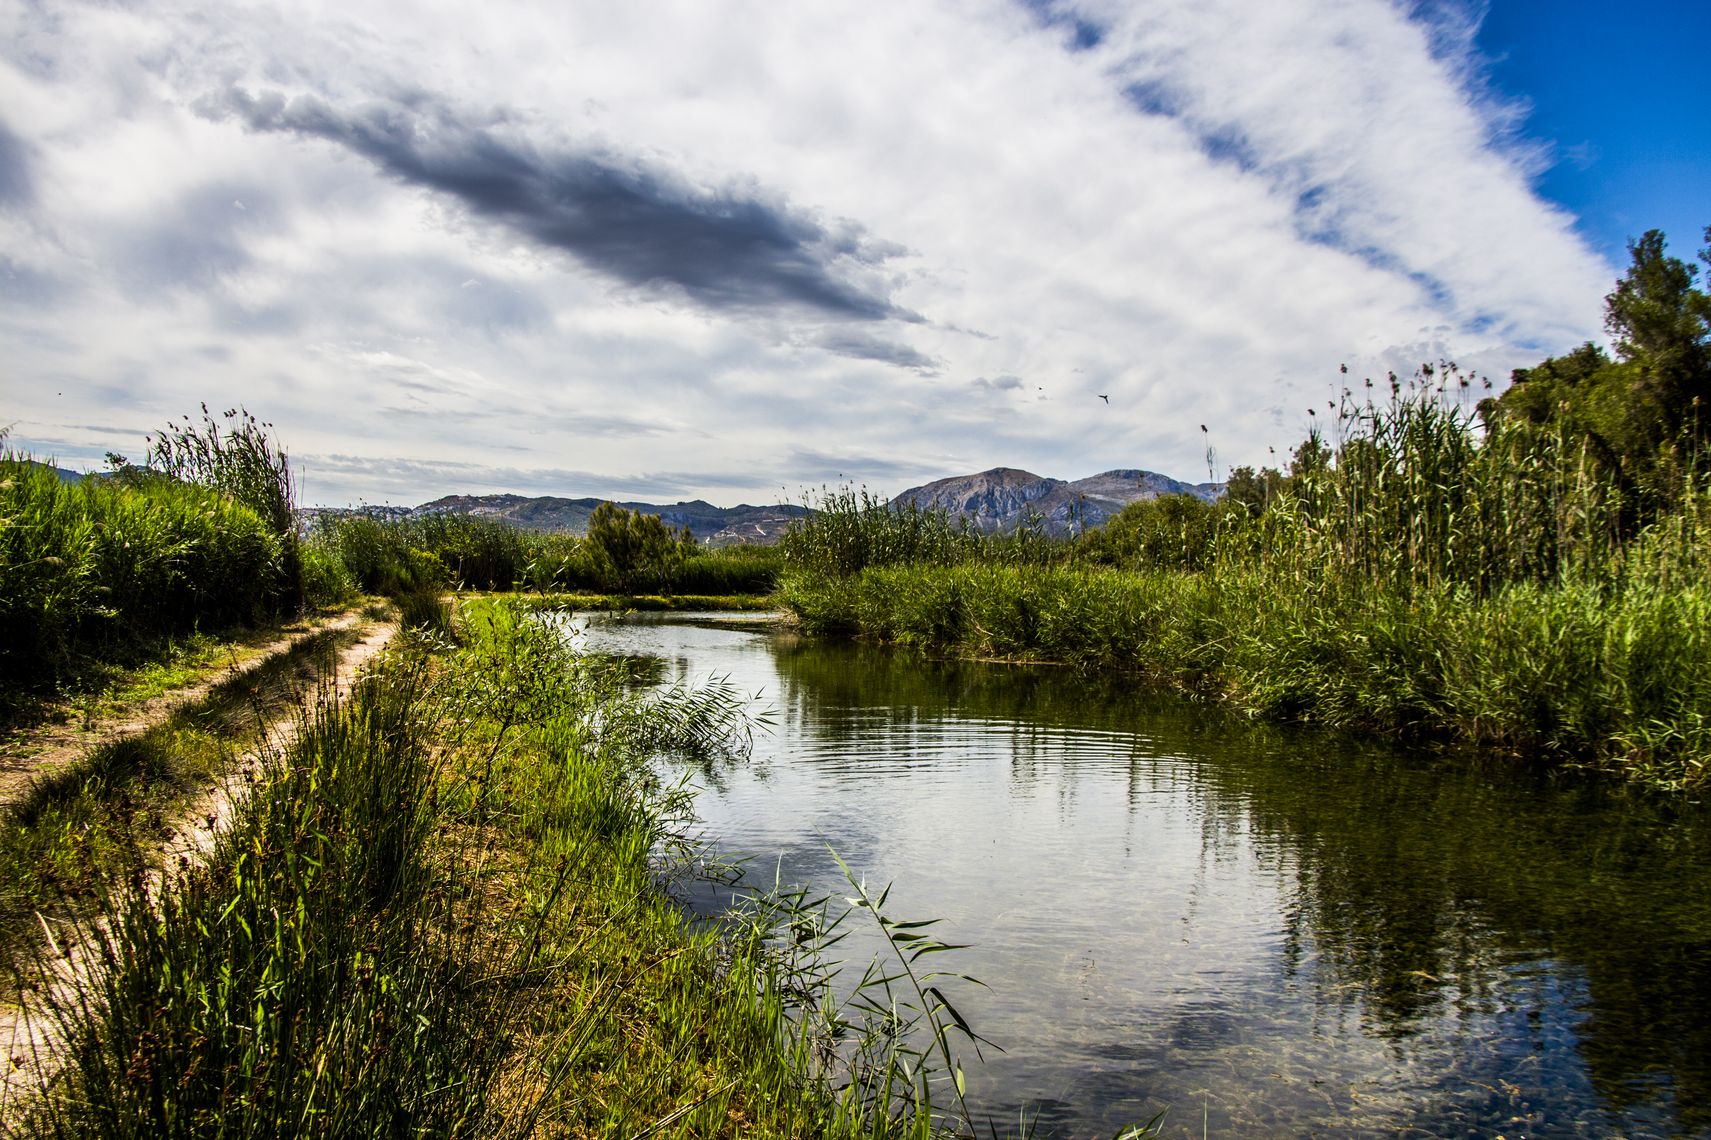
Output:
top-left (779, 390), bottom-right (1711, 789)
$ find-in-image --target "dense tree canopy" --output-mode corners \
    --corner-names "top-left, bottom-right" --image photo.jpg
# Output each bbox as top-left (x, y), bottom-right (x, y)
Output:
top-left (1493, 226), bottom-right (1711, 498)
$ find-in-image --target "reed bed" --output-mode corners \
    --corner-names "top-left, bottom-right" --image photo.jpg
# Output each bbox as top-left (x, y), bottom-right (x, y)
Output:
top-left (0, 453), bottom-right (293, 700)
top-left (780, 389), bottom-right (1711, 789)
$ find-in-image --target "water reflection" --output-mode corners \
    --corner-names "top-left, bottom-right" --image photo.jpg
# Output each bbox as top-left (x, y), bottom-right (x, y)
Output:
top-left (570, 612), bottom-right (1711, 1138)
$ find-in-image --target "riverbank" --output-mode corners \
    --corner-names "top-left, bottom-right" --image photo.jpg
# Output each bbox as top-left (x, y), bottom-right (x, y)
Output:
top-left (780, 562), bottom-right (1711, 790)
top-left (518, 591), bottom-right (781, 612)
top-left (1, 597), bottom-right (954, 1137)
top-left (0, 605), bottom-right (395, 971)
top-left (774, 384), bottom-right (1711, 793)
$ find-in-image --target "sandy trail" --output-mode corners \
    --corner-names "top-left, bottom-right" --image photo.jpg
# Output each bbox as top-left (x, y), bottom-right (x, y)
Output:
top-left (1, 611), bottom-right (398, 1114)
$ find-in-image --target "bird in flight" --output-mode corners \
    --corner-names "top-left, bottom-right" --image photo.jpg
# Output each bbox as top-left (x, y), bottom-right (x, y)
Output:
top-left (1097, 394), bottom-right (1109, 404)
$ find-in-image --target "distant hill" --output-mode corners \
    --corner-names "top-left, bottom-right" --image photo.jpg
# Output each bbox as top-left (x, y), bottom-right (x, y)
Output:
top-left (16, 459), bottom-right (90, 484)
top-left (301, 494), bottom-right (809, 546)
top-left (893, 467), bottom-right (1223, 535)
top-left (297, 466), bottom-right (1218, 545)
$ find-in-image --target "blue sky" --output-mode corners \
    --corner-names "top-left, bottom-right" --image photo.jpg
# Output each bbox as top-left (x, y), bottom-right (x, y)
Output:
top-left (1476, 0), bottom-right (1708, 267)
top-left (0, 0), bottom-right (1699, 505)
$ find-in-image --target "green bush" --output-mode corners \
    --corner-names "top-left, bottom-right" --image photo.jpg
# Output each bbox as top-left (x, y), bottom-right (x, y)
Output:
top-left (299, 539), bottom-right (358, 608)
top-left (583, 501), bottom-right (695, 593)
top-left (1076, 493), bottom-right (1229, 571)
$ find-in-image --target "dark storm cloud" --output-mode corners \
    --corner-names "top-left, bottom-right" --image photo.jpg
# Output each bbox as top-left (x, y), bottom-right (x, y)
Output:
top-left (203, 87), bottom-right (914, 323)
top-left (0, 117), bottom-right (34, 208)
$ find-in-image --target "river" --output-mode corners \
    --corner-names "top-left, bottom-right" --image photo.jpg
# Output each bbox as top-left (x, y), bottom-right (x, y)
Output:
top-left (567, 610), bottom-right (1711, 1139)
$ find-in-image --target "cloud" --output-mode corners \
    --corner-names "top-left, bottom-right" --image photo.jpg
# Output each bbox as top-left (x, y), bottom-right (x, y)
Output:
top-left (781, 447), bottom-right (950, 483)
top-left (115, 184), bottom-right (274, 295)
top-left (201, 86), bottom-right (915, 324)
top-left (0, 0), bottom-right (1622, 506)
top-left (0, 255), bottom-right (60, 305)
top-left (817, 330), bottom-right (940, 371)
top-left (0, 117), bottom-right (32, 207)
top-left (300, 452), bottom-right (773, 504)
top-left (1070, 0), bottom-right (1608, 341)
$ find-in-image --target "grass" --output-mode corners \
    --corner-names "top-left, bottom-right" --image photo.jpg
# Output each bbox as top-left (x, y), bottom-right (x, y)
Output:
top-left (5, 599), bottom-right (985, 1138)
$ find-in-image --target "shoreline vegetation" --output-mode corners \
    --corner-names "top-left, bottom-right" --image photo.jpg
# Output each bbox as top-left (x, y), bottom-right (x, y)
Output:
top-left (774, 388), bottom-right (1711, 789)
top-left (1, 422), bottom-right (983, 1136)
top-left (773, 231), bottom-right (1711, 791)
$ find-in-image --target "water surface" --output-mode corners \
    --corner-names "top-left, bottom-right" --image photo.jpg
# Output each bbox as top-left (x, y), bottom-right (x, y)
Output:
top-left (570, 611), bottom-right (1711, 1138)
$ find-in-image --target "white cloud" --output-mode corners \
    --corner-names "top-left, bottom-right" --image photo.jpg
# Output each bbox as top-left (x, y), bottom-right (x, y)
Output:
top-left (0, 0), bottom-right (1615, 505)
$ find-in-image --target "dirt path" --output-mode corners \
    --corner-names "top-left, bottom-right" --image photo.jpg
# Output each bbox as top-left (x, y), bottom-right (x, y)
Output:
top-left (1, 610), bottom-right (398, 1113)
top-left (0, 609), bottom-right (388, 810)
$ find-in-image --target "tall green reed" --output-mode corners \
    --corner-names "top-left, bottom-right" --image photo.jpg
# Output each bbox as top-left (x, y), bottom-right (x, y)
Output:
top-left (780, 485), bottom-right (980, 580)
top-left (0, 450), bottom-right (290, 693)
top-left (1263, 379), bottom-right (1633, 596)
top-left (147, 406), bottom-right (302, 610)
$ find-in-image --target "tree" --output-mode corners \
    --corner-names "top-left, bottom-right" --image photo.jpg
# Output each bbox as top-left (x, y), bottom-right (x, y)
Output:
top-left (1605, 228), bottom-right (1711, 404)
top-left (1598, 228), bottom-right (1711, 458)
top-left (1492, 226), bottom-right (1711, 505)
top-left (1223, 464), bottom-right (1286, 518)
top-left (583, 502), bottom-right (695, 593)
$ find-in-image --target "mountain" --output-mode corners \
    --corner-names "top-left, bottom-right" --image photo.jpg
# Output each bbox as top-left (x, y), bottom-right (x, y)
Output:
top-left (17, 460), bottom-right (90, 484)
top-left (297, 465), bottom-right (1217, 545)
top-left (302, 494), bottom-right (809, 545)
top-left (893, 467), bottom-right (1223, 535)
